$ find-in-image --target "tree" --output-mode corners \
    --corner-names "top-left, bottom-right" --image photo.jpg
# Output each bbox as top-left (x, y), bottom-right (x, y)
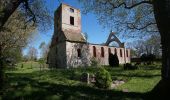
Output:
top-left (27, 46), bottom-right (38, 68)
top-left (79, 0), bottom-right (170, 98)
top-left (0, 10), bottom-right (36, 89)
top-left (0, 0), bottom-right (52, 31)
top-left (0, 0), bottom-right (52, 89)
top-left (28, 46), bottom-right (38, 61)
top-left (38, 41), bottom-right (49, 69)
top-left (128, 34), bottom-right (161, 58)
top-left (39, 42), bottom-right (49, 60)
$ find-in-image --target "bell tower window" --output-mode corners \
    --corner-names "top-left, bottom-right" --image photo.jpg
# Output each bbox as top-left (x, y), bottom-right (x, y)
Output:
top-left (70, 16), bottom-right (74, 25)
top-left (77, 49), bottom-right (81, 57)
top-left (70, 8), bottom-right (74, 13)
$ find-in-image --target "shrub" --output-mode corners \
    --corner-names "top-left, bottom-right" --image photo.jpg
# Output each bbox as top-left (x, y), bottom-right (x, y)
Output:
top-left (124, 63), bottom-right (138, 70)
top-left (90, 57), bottom-right (99, 67)
top-left (140, 53), bottom-right (156, 65)
top-left (95, 68), bottom-right (112, 89)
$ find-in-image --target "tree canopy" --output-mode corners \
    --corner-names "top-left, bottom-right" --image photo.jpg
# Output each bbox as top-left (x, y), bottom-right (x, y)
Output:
top-left (0, 0), bottom-right (52, 31)
top-left (79, 0), bottom-right (158, 38)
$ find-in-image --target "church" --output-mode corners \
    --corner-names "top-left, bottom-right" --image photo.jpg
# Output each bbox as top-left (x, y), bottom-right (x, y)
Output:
top-left (47, 3), bottom-right (131, 68)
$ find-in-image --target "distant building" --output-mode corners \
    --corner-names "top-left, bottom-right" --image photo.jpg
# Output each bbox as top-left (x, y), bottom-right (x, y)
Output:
top-left (47, 3), bottom-right (131, 68)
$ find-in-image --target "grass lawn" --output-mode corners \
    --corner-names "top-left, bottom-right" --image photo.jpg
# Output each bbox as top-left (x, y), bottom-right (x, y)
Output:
top-left (0, 62), bottom-right (161, 100)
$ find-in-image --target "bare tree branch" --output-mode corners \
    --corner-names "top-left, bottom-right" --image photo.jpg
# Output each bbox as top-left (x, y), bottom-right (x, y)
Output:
top-left (127, 22), bottom-right (156, 30)
top-left (108, 1), bottom-right (153, 9)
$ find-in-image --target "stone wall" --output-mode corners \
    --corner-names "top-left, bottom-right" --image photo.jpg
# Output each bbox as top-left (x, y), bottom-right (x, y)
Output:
top-left (66, 41), bottom-right (90, 68)
top-left (88, 44), bottom-right (131, 65)
top-left (48, 41), bottom-right (67, 68)
top-left (61, 4), bottom-right (81, 33)
top-left (48, 45), bottom-right (57, 68)
top-left (65, 42), bottom-right (131, 68)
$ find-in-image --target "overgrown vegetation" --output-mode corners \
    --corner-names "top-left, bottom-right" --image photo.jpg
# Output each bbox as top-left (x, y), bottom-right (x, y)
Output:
top-left (95, 68), bottom-right (112, 89)
top-left (0, 62), bottom-right (161, 100)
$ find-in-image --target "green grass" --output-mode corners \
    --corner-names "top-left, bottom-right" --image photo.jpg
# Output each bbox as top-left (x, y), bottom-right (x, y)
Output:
top-left (1, 62), bottom-right (161, 100)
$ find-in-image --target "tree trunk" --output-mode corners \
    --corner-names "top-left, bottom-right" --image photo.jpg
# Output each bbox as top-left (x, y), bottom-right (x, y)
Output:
top-left (0, 47), bottom-right (4, 90)
top-left (150, 0), bottom-right (170, 99)
top-left (0, 0), bottom-right (22, 31)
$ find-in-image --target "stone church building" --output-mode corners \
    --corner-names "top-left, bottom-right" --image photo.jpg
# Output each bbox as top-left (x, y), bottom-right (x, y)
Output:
top-left (47, 3), bottom-right (131, 68)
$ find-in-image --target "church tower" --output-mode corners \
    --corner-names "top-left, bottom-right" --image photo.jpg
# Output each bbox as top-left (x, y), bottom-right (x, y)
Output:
top-left (48, 3), bottom-right (86, 68)
top-left (54, 3), bottom-right (82, 35)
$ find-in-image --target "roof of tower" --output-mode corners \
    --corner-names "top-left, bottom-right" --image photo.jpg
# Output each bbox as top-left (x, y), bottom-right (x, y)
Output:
top-left (60, 3), bottom-right (80, 11)
top-left (63, 30), bottom-right (86, 43)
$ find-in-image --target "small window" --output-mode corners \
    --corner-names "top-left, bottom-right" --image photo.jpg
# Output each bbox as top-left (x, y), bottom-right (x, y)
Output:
top-left (70, 16), bottom-right (74, 25)
top-left (108, 48), bottom-right (111, 54)
top-left (120, 49), bottom-right (122, 57)
top-left (126, 50), bottom-right (128, 57)
top-left (101, 47), bottom-right (104, 57)
top-left (115, 48), bottom-right (117, 54)
top-left (77, 49), bottom-right (81, 57)
top-left (93, 46), bottom-right (96, 57)
top-left (70, 8), bottom-right (74, 13)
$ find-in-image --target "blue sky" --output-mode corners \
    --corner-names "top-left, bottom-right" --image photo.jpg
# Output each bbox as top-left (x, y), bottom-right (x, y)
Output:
top-left (23, 0), bottom-right (124, 57)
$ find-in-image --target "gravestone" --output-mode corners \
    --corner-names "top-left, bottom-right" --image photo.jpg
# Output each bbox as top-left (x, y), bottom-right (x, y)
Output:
top-left (81, 73), bottom-right (90, 84)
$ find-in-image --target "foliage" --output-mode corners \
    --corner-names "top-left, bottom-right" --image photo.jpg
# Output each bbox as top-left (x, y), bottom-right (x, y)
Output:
top-left (124, 63), bottom-right (138, 70)
top-left (27, 46), bottom-right (38, 61)
top-left (0, 0), bottom-right (52, 31)
top-left (127, 34), bottom-right (161, 58)
top-left (140, 53), bottom-right (156, 65)
top-left (0, 9), bottom-right (36, 89)
top-left (0, 10), bottom-right (36, 55)
top-left (90, 57), bottom-right (99, 67)
top-left (79, 0), bottom-right (157, 38)
top-left (5, 48), bottom-right (22, 63)
top-left (95, 67), bottom-right (112, 89)
top-left (39, 42), bottom-right (49, 62)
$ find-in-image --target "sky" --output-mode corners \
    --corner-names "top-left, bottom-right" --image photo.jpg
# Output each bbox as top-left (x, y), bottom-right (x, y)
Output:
top-left (23, 0), bottom-right (124, 58)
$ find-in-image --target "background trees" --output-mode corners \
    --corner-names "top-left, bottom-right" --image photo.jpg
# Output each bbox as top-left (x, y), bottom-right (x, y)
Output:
top-left (0, 10), bottom-right (36, 88)
top-left (79, 0), bottom-right (157, 38)
top-left (127, 34), bottom-right (161, 58)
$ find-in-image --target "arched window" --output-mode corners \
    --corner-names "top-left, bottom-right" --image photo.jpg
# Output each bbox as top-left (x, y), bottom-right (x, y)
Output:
top-left (108, 48), bottom-right (111, 54)
top-left (93, 46), bottom-right (96, 57)
top-left (115, 48), bottom-right (117, 54)
top-left (126, 50), bottom-right (129, 57)
top-left (77, 49), bottom-right (81, 57)
top-left (101, 47), bottom-right (104, 57)
top-left (120, 49), bottom-right (122, 57)
top-left (70, 16), bottom-right (74, 25)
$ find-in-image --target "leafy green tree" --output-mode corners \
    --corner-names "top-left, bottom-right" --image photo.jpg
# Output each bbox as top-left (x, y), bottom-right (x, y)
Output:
top-left (0, 0), bottom-right (52, 31)
top-left (0, 10), bottom-right (36, 89)
top-left (0, 0), bottom-right (52, 89)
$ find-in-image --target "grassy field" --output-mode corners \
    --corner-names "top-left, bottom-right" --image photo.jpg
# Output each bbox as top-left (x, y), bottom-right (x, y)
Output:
top-left (0, 62), bottom-right (161, 100)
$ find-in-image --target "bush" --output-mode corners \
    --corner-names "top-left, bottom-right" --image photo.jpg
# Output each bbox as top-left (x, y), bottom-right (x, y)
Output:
top-left (91, 57), bottom-right (99, 67)
top-left (95, 68), bottom-right (112, 89)
top-left (140, 53), bottom-right (156, 65)
top-left (124, 63), bottom-right (138, 70)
